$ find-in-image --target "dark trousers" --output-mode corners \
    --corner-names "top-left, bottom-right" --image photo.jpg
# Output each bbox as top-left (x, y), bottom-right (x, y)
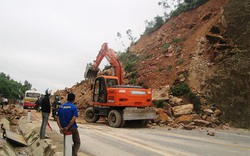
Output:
top-left (40, 112), bottom-right (49, 139)
top-left (69, 127), bottom-right (81, 156)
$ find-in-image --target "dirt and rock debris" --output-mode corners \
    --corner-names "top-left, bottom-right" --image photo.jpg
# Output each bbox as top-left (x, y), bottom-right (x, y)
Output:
top-left (53, 0), bottom-right (249, 129)
top-left (53, 0), bottom-right (250, 129)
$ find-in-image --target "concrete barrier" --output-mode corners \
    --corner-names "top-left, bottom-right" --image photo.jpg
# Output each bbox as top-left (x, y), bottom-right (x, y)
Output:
top-left (1, 116), bottom-right (86, 156)
top-left (18, 117), bottom-right (59, 156)
top-left (0, 117), bottom-right (19, 156)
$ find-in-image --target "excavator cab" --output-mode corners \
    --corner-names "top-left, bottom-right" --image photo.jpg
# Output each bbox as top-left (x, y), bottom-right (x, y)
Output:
top-left (92, 76), bottom-right (119, 103)
top-left (93, 76), bottom-right (107, 103)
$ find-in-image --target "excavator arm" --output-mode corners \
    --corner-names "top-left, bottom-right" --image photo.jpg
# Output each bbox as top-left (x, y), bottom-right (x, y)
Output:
top-left (84, 43), bottom-right (124, 84)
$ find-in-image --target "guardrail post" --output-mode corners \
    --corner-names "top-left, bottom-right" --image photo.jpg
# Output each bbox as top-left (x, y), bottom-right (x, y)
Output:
top-left (27, 110), bottom-right (31, 123)
top-left (64, 131), bottom-right (72, 156)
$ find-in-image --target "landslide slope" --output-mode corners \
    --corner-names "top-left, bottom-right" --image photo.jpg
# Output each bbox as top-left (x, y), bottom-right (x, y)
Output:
top-left (128, 0), bottom-right (249, 128)
top-left (55, 0), bottom-right (249, 128)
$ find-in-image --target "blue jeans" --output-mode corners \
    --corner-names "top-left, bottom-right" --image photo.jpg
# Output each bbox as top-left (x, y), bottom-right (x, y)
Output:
top-left (40, 112), bottom-right (49, 139)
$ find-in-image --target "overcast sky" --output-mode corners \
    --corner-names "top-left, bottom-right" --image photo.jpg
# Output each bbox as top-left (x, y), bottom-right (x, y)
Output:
top-left (0, 0), bottom-right (164, 94)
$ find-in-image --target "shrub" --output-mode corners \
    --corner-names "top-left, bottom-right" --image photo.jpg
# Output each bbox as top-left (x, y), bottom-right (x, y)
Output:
top-left (176, 58), bottom-right (185, 65)
top-left (144, 16), bottom-right (165, 35)
top-left (171, 83), bottom-right (190, 96)
top-left (188, 92), bottom-right (201, 111)
top-left (129, 78), bottom-right (137, 85)
top-left (131, 70), bottom-right (138, 78)
top-left (175, 46), bottom-right (182, 52)
top-left (166, 65), bottom-right (173, 70)
top-left (124, 62), bottom-right (134, 72)
top-left (145, 54), bottom-right (153, 59)
top-left (162, 43), bottom-right (171, 50)
top-left (158, 67), bottom-right (164, 72)
top-left (118, 52), bottom-right (138, 73)
top-left (171, 82), bottom-right (201, 111)
top-left (172, 38), bottom-right (183, 43)
top-left (155, 100), bottom-right (164, 108)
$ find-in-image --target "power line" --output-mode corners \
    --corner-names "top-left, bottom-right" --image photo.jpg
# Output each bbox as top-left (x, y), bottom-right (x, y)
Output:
top-left (0, 57), bottom-right (46, 89)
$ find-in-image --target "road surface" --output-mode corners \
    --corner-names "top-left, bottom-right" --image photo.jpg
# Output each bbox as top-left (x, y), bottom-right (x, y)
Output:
top-left (47, 118), bottom-right (250, 156)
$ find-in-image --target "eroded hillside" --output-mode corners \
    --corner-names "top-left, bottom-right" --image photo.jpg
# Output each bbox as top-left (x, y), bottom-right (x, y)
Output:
top-left (55, 0), bottom-right (250, 128)
top-left (128, 0), bottom-right (249, 128)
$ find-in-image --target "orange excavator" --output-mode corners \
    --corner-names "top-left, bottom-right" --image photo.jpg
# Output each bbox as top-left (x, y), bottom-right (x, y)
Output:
top-left (84, 43), bottom-right (156, 128)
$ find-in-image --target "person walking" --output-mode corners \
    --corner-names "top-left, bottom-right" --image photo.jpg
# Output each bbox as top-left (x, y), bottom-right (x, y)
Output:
top-left (40, 88), bottom-right (52, 139)
top-left (56, 93), bottom-right (80, 156)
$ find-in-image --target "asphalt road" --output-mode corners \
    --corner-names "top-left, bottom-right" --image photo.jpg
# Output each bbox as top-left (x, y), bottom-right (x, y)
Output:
top-left (48, 119), bottom-right (250, 156)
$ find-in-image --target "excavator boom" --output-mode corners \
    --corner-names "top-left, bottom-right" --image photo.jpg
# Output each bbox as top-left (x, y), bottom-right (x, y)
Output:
top-left (84, 43), bottom-right (124, 84)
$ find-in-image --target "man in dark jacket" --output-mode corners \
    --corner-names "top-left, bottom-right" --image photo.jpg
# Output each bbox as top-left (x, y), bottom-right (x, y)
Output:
top-left (40, 88), bottom-right (52, 139)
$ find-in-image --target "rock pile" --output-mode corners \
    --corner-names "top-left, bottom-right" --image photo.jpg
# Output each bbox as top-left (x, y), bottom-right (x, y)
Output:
top-left (0, 104), bottom-right (25, 119)
top-left (55, 80), bottom-right (224, 130)
top-left (152, 85), bottom-right (223, 130)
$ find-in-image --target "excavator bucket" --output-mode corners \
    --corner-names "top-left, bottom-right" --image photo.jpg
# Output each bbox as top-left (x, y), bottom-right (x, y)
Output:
top-left (84, 63), bottom-right (99, 79)
top-left (123, 107), bottom-right (157, 121)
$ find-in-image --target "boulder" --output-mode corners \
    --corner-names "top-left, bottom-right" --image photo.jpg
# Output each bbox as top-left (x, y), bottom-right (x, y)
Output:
top-left (169, 96), bottom-right (183, 105)
top-left (203, 108), bottom-right (213, 115)
top-left (206, 116), bottom-right (221, 125)
top-left (183, 123), bottom-right (196, 130)
top-left (213, 109), bottom-right (222, 117)
top-left (192, 114), bottom-right (202, 120)
top-left (164, 103), bottom-right (173, 117)
top-left (175, 115), bottom-right (193, 124)
top-left (154, 108), bottom-right (173, 124)
top-left (156, 108), bottom-right (165, 114)
top-left (193, 119), bottom-right (211, 127)
top-left (172, 104), bottom-right (194, 116)
top-left (152, 86), bottom-right (170, 101)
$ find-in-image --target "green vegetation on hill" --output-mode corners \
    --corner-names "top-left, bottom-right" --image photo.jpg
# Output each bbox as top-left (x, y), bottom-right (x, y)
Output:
top-left (0, 72), bottom-right (32, 99)
top-left (143, 0), bottom-right (209, 35)
top-left (117, 52), bottom-right (139, 85)
top-left (169, 0), bottom-right (208, 18)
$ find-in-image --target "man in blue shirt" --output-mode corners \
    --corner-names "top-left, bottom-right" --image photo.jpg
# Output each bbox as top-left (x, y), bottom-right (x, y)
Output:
top-left (56, 93), bottom-right (80, 156)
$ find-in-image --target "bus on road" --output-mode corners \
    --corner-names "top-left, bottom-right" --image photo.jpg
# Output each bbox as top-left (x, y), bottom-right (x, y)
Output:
top-left (23, 90), bottom-right (41, 109)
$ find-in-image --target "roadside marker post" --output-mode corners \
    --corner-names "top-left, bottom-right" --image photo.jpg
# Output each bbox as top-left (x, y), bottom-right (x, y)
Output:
top-left (64, 131), bottom-right (72, 156)
top-left (27, 110), bottom-right (31, 123)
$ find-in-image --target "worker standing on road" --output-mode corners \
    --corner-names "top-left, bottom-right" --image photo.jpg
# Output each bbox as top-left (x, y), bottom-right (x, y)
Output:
top-left (40, 88), bottom-right (52, 139)
top-left (52, 95), bottom-right (61, 120)
top-left (35, 97), bottom-right (42, 112)
top-left (56, 93), bottom-right (80, 156)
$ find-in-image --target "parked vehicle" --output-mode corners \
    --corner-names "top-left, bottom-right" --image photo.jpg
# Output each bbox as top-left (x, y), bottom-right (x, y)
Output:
top-left (23, 90), bottom-right (41, 109)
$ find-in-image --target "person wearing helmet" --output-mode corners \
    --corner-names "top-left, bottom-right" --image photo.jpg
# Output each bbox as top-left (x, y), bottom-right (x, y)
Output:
top-left (40, 88), bottom-right (52, 139)
top-left (52, 95), bottom-right (61, 120)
